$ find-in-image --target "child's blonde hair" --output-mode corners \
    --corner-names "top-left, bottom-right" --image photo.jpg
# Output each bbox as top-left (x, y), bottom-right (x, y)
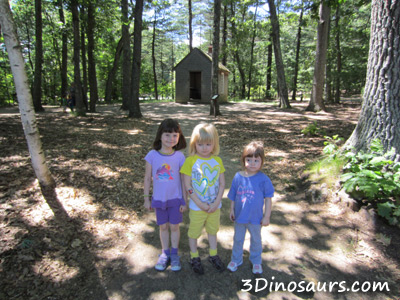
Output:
top-left (241, 141), bottom-right (265, 169)
top-left (189, 123), bottom-right (220, 156)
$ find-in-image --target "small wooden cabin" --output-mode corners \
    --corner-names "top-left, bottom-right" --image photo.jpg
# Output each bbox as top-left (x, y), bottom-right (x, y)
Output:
top-left (173, 47), bottom-right (230, 104)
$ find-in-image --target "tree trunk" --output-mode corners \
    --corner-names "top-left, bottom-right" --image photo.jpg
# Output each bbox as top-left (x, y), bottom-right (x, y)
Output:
top-left (57, 0), bottom-right (68, 101)
top-left (292, 3), bottom-right (303, 101)
top-left (87, 1), bottom-right (98, 112)
top-left (222, 3), bottom-right (227, 66)
top-left (305, 2), bottom-right (330, 112)
top-left (152, 16), bottom-right (158, 101)
top-left (247, 0), bottom-right (258, 100)
top-left (267, 0), bottom-right (290, 108)
top-left (80, 5), bottom-right (88, 111)
top-left (0, 0), bottom-right (55, 188)
top-left (128, 0), bottom-right (143, 118)
top-left (346, 1), bottom-right (400, 159)
top-left (33, 0), bottom-right (44, 112)
top-left (105, 37), bottom-right (123, 104)
top-left (266, 34), bottom-right (272, 98)
top-left (71, 0), bottom-right (84, 115)
top-left (188, 0), bottom-right (193, 51)
top-left (121, 0), bottom-right (131, 110)
top-left (210, 0), bottom-right (221, 116)
top-left (334, 4), bottom-right (342, 104)
top-left (230, 2), bottom-right (246, 99)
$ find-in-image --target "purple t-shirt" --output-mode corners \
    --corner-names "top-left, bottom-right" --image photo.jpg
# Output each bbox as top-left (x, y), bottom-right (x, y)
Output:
top-left (228, 171), bottom-right (274, 224)
top-left (145, 150), bottom-right (185, 209)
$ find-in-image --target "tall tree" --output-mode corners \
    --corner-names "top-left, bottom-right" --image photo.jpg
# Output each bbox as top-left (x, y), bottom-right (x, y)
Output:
top-left (128, 0), bottom-right (143, 118)
top-left (292, 2), bottom-right (304, 101)
top-left (71, 0), bottom-right (85, 115)
top-left (267, 0), bottom-right (290, 108)
top-left (0, 0), bottom-right (55, 188)
top-left (57, 0), bottom-right (68, 100)
top-left (32, 0), bottom-right (44, 112)
top-left (305, 1), bottom-right (330, 112)
top-left (334, 4), bottom-right (342, 104)
top-left (346, 0), bottom-right (400, 158)
top-left (152, 10), bottom-right (159, 100)
top-left (247, 0), bottom-right (259, 100)
top-left (80, 5), bottom-right (88, 111)
top-left (87, 0), bottom-right (98, 112)
top-left (210, 0), bottom-right (221, 116)
top-left (266, 34), bottom-right (272, 98)
top-left (188, 0), bottom-right (193, 51)
top-left (104, 37), bottom-right (123, 104)
top-left (121, 0), bottom-right (131, 110)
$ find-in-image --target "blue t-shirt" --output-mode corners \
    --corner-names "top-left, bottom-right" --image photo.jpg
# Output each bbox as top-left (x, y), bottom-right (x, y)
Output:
top-left (228, 171), bottom-right (274, 224)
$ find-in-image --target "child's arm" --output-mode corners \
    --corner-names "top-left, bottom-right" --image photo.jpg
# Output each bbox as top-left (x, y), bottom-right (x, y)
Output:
top-left (261, 197), bottom-right (272, 226)
top-left (229, 200), bottom-right (235, 222)
top-left (208, 173), bottom-right (225, 213)
top-left (180, 173), bottom-right (187, 213)
top-left (143, 161), bottom-right (152, 211)
top-left (183, 174), bottom-right (209, 211)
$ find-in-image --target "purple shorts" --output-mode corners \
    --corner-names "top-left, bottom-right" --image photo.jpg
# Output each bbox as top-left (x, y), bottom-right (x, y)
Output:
top-left (155, 206), bottom-right (183, 225)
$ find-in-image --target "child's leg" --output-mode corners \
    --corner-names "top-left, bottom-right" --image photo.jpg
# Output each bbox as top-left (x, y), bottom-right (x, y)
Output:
top-left (248, 224), bottom-right (262, 265)
top-left (159, 223), bottom-right (170, 253)
top-left (204, 209), bottom-right (220, 255)
top-left (188, 209), bottom-right (207, 257)
top-left (170, 223), bottom-right (180, 250)
top-left (231, 222), bottom-right (247, 264)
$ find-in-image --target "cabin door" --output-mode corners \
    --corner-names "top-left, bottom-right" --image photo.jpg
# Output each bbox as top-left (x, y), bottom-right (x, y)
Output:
top-left (190, 72), bottom-right (201, 100)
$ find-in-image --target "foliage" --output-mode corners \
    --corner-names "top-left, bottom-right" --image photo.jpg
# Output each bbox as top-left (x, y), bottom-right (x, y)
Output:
top-left (341, 139), bottom-right (400, 225)
top-left (301, 121), bottom-right (325, 136)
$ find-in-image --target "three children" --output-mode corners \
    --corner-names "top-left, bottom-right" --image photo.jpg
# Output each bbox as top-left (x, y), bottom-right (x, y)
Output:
top-left (143, 119), bottom-right (274, 275)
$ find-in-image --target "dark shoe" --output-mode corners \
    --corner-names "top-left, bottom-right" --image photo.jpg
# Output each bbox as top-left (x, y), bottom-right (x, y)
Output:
top-left (190, 257), bottom-right (204, 275)
top-left (208, 255), bottom-right (225, 272)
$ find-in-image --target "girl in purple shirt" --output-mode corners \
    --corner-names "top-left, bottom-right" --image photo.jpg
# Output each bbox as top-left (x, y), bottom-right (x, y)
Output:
top-left (144, 119), bottom-right (187, 272)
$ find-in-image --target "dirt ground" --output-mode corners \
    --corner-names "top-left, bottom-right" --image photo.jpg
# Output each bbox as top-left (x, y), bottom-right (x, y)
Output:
top-left (0, 101), bottom-right (399, 300)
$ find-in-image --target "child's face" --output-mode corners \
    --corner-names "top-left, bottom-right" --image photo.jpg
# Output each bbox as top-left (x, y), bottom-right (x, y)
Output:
top-left (161, 131), bottom-right (180, 149)
top-left (244, 155), bottom-right (262, 174)
top-left (195, 141), bottom-right (214, 158)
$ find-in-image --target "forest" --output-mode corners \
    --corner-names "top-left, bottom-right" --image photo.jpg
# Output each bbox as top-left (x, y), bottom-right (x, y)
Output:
top-left (0, 0), bottom-right (371, 109)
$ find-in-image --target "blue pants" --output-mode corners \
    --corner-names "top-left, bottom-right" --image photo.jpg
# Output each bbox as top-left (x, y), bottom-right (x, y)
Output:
top-left (231, 222), bottom-right (262, 265)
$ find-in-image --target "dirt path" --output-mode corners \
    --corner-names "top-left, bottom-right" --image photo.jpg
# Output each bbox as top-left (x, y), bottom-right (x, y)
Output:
top-left (1, 102), bottom-right (399, 300)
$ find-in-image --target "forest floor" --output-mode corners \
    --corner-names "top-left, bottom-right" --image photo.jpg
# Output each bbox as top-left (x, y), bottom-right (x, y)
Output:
top-left (0, 101), bottom-right (400, 300)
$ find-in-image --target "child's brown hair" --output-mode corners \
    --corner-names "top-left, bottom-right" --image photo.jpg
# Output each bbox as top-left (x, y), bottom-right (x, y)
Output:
top-left (153, 118), bottom-right (186, 150)
top-left (241, 141), bottom-right (265, 169)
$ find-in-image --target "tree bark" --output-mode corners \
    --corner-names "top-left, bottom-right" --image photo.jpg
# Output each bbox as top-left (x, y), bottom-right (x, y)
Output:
top-left (121, 0), bottom-right (131, 110)
top-left (221, 3), bottom-right (227, 66)
top-left (266, 34), bottom-right (272, 98)
top-left (0, 0), bottom-right (55, 188)
top-left (188, 0), bottom-right (193, 51)
top-left (247, 0), bottom-right (258, 100)
top-left (80, 5), bottom-right (88, 111)
top-left (152, 16), bottom-right (158, 101)
top-left (267, 0), bottom-right (290, 108)
top-left (71, 0), bottom-right (85, 115)
top-left (87, 1), bottom-right (98, 112)
top-left (128, 0), bottom-right (143, 118)
top-left (57, 0), bottom-right (68, 100)
top-left (210, 0), bottom-right (221, 116)
top-left (292, 3), bottom-right (303, 101)
top-left (346, 1), bottom-right (400, 159)
top-left (305, 1), bottom-right (330, 112)
top-left (334, 4), bottom-right (342, 104)
top-left (33, 0), bottom-right (44, 112)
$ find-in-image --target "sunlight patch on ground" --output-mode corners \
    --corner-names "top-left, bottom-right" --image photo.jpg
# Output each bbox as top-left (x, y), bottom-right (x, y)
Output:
top-left (148, 290), bottom-right (176, 300)
top-left (118, 128), bottom-right (143, 135)
top-left (266, 150), bottom-right (289, 158)
top-left (32, 255), bottom-right (79, 282)
top-left (94, 142), bottom-right (120, 150)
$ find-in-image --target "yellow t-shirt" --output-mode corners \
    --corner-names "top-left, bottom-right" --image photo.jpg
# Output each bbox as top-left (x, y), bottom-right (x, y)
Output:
top-left (180, 155), bottom-right (225, 211)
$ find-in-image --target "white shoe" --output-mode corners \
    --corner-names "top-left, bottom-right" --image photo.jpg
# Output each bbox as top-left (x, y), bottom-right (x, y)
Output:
top-left (252, 264), bottom-right (263, 274)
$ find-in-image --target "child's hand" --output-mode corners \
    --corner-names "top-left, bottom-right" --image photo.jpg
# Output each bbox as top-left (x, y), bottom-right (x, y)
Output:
top-left (179, 205), bottom-right (187, 213)
top-left (230, 210), bottom-right (235, 222)
top-left (207, 202), bottom-right (219, 213)
top-left (144, 199), bottom-right (152, 211)
top-left (261, 216), bottom-right (270, 226)
top-left (200, 202), bottom-right (210, 212)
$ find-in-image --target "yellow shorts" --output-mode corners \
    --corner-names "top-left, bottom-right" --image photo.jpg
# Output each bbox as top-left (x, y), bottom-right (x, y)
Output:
top-left (188, 209), bottom-right (220, 239)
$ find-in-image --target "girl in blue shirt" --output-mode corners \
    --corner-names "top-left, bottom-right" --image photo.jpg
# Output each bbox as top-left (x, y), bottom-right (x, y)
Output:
top-left (227, 141), bottom-right (274, 274)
